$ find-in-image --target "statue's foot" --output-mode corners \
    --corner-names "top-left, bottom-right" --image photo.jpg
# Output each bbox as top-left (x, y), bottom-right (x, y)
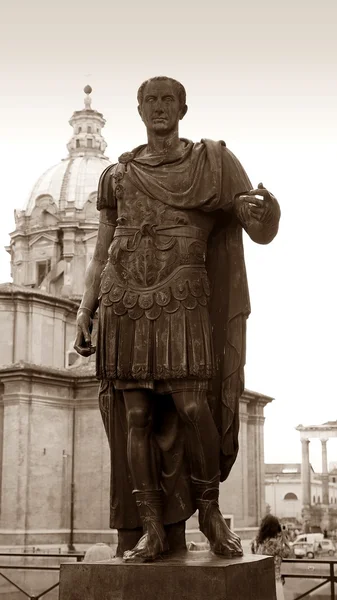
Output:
top-left (123, 524), bottom-right (169, 563)
top-left (200, 505), bottom-right (243, 558)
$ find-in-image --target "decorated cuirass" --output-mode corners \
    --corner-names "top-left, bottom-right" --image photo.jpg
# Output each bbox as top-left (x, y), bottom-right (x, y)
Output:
top-left (99, 164), bottom-right (215, 320)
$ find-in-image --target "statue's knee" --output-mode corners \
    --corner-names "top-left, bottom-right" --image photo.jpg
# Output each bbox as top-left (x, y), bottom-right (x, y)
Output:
top-left (180, 400), bottom-right (201, 424)
top-left (127, 406), bottom-right (151, 429)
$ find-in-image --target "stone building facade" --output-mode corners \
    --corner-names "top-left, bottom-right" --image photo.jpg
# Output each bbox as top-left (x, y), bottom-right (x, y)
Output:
top-left (265, 463), bottom-right (337, 525)
top-left (0, 88), bottom-right (273, 546)
top-left (296, 423), bottom-right (337, 532)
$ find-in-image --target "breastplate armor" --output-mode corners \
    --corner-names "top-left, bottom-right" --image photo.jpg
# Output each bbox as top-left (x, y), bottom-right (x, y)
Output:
top-left (99, 167), bottom-right (214, 321)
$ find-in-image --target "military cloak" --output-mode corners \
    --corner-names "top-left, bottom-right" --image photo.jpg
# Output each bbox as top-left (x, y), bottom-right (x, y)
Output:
top-left (96, 139), bottom-right (278, 529)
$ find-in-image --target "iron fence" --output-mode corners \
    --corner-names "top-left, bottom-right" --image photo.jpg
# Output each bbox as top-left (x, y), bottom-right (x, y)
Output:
top-left (282, 557), bottom-right (337, 599)
top-left (0, 552), bottom-right (85, 600)
top-left (1, 553), bottom-right (337, 599)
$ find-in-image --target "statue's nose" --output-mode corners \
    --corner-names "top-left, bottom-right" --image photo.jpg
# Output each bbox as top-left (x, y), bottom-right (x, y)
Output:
top-left (153, 101), bottom-right (165, 113)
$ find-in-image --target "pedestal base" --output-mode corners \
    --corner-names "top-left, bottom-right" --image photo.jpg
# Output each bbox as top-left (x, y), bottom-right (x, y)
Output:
top-left (59, 551), bottom-right (276, 600)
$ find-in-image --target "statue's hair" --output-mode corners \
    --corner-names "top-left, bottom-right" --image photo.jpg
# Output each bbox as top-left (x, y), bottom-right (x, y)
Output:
top-left (137, 76), bottom-right (186, 108)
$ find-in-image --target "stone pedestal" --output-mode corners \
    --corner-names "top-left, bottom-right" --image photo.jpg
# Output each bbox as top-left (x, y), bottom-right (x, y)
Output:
top-left (59, 551), bottom-right (276, 600)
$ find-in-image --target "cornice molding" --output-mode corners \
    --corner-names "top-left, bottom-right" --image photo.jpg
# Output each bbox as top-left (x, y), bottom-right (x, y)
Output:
top-left (0, 363), bottom-right (98, 385)
top-left (0, 285), bottom-right (79, 313)
top-left (242, 388), bottom-right (274, 406)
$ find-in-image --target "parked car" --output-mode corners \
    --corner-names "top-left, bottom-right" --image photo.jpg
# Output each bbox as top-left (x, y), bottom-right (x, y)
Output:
top-left (291, 539), bottom-right (336, 559)
top-left (294, 533), bottom-right (324, 544)
top-left (291, 542), bottom-right (315, 559)
top-left (313, 539), bottom-right (336, 557)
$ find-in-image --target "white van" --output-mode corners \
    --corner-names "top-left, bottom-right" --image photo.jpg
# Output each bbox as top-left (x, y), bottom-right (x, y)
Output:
top-left (294, 533), bottom-right (324, 544)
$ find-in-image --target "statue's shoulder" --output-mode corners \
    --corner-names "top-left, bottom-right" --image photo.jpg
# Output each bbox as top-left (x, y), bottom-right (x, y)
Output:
top-left (118, 144), bottom-right (147, 165)
top-left (98, 163), bottom-right (118, 183)
top-left (197, 139), bottom-right (228, 169)
top-left (200, 138), bottom-right (227, 149)
top-left (97, 163), bottom-right (118, 211)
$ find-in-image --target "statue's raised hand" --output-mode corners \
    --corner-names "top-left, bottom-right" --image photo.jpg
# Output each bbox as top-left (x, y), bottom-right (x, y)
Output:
top-left (74, 309), bottom-right (96, 357)
top-left (235, 183), bottom-right (280, 225)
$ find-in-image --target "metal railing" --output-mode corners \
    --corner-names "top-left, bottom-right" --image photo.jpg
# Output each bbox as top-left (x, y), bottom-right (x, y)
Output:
top-left (282, 557), bottom-right (337, 599)
top-left (1, 552), bottom-right (336, 600)
top-left (0, 552), bottom-right (85, 599)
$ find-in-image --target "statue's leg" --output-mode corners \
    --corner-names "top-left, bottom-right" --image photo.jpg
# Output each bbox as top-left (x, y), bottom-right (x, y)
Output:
top-left (122, 390), bottom-right (168, 562)
top-left (116, 522), bottom-right (186, 557)
top-left (123, 390), bottom-right (159, 490)
top-left (172, 389), bottom-right (243, 558)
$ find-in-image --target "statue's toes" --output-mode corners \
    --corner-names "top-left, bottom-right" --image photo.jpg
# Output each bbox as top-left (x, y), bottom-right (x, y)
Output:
top-left (211, 536), bottom-right (243, 558)
top-left (122, 532), bottom-right (168, 563)
top-left (212, 543), bottom-right (243, 557)
top-left (228, 539), bottom-right (243, 554)
top-left (229, 543), bottom-right (243, 556)
top-left (123, 549), bottom-right (147, 563)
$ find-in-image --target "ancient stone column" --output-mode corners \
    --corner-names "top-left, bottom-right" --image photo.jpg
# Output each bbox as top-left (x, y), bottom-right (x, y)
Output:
top-left (321, 439), bottom-right (329, 505)
top-left (301, 439), bottom-right (311, 506)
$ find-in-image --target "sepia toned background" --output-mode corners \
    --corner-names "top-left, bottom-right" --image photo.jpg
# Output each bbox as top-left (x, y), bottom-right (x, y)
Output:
top-left (1, 0), bottom-right (336, 471)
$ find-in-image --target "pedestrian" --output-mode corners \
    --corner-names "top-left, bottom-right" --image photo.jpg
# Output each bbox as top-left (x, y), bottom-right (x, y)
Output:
top-left (251, 514), bottom-right (290, 599)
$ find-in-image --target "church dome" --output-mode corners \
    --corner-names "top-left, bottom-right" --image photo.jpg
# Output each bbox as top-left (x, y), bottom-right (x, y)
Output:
top-left (24, 85), bottom-right (111, 216)
top-left (9, 86), bottom-right (112, 297)
top-left (25, 155), bottom-right (110, 215)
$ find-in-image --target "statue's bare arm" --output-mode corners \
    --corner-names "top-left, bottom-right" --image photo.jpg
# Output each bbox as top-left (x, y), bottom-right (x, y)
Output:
top-left (74, 207), bottom-right (116, 356)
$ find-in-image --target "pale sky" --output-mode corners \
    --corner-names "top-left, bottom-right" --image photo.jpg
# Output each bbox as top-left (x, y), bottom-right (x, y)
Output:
top-left (1, 0), bottom-right (337, 472)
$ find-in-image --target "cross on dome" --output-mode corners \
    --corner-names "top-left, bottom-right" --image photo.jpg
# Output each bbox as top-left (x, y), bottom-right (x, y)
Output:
top-left (22, 87), bottom-right (111, 217)
top-left (84, 84), bottom-right (92, 109)
top-left (66, 85), bottom-right (108, 158)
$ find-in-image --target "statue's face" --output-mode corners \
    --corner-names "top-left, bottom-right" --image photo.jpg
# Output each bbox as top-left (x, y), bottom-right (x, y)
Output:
top-left (138, 80), bottom-right (185, 135)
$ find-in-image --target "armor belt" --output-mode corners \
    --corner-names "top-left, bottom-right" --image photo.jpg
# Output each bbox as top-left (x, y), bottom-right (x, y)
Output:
top-left (114, 224), bottom-right (209, 242)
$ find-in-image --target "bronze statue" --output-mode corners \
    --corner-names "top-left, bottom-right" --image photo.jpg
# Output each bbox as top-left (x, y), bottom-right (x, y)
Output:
top-left (74, 76), bottom-right (280, 562)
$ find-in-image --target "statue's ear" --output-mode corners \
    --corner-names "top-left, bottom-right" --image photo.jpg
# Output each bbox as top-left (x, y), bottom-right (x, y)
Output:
top-left (138, 105), bottom-right (143, 119)
top-left (180, 104), bottom-right (188, 120)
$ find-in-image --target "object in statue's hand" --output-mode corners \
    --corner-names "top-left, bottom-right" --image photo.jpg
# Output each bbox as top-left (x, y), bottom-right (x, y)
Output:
top-left (74, 334), bottom-right (96, 357)
top-left (74, 312), bottom-right (96, 357)
top-left (235, 183), bottom-right (279, 225)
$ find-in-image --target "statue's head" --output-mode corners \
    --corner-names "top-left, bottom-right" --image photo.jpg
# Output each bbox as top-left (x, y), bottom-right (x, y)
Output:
top-left (137, 76), bottom-right (188, 135)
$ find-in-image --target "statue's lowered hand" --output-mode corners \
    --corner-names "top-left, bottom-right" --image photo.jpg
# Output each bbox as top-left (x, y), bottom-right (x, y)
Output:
top-left (74, 311), bottom-right (96, 357)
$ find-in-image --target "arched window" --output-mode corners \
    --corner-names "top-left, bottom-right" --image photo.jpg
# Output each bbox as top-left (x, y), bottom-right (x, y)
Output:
top-left (313, 495), bottom-right (316, 503)
top-left (76, 139), bottom-right (80, 148)
top-left (87, 126), bottom-right (92, 133)
top-left (78, 126), bottom-right (82, 133)
top-left (284, 492), bottom-right (298, 500)
top-left (318, 495), bottom-right (321, 503)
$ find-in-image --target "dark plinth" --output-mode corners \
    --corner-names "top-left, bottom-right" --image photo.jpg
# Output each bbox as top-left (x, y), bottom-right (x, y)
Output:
top-left (59, 551), bottom-right (276, 600)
